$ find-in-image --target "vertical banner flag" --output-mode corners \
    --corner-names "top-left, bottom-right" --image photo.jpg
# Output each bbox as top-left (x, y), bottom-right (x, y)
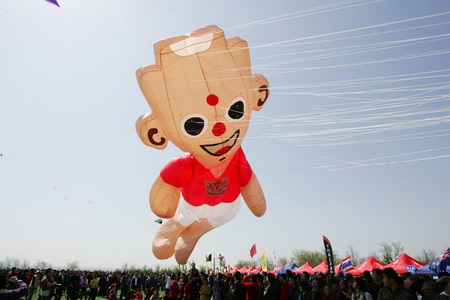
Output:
top-left (261, 251), bottom-right (268, 271)
top-left (250, 244), bottom-right (257, 258)
top-left (322, 235), bottom-right (335, 276)
top-left (218, 254), bottom-right (225, 273)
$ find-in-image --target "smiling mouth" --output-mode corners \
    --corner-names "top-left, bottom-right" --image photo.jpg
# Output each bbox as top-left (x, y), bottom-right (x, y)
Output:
top-left (200, 130), bottom-right (240, 156)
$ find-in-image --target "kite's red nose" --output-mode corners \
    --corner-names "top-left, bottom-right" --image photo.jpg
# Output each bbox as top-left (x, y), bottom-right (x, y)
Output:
top-left (212, 122), bottom-right (226, 136)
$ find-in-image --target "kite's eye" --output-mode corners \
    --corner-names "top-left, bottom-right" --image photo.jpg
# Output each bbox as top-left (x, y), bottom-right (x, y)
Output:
top-left (226, 97), bottom-right (246, 121)
top-left (181, 114), bottom-right (208, 138)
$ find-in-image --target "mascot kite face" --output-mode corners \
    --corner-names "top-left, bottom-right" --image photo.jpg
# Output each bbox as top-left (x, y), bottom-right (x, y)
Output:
top-left (136, 25), bottom-right (269, 169)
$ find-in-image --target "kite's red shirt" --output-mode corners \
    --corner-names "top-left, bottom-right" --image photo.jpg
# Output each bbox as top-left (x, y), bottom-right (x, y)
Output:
top-left (160, 147), bottom-right (252, 207)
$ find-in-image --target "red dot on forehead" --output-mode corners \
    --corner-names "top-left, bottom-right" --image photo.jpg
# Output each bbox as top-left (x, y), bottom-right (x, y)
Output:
top-left (206, 94), bottom-right (219, 106)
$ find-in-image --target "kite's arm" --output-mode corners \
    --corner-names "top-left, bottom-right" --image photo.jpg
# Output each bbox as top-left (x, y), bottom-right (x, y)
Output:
top-left (240, 172), bottom-right (266, 217)
top-left (150, 175), bottom-right (181, 218)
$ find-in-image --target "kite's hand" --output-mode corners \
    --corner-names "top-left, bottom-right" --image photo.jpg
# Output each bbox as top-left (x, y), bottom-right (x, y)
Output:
top-left (240, 172), bottom-right (266, 217)
top-left (150, 175), bottom-right (181, 218)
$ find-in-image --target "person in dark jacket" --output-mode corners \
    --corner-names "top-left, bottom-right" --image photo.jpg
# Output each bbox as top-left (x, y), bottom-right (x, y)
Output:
top-left (263, 273), bottom-right (276, 300)
top-left (232, 273), bottom-right (247, 300)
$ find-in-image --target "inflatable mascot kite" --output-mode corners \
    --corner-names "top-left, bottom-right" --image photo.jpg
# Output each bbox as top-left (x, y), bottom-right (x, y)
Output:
top-left (135, 25), bottom-right (270, 264)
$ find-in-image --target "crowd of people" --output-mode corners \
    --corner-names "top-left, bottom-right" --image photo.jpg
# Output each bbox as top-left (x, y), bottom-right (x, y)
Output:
top-left (1, 263), bottom-right (449, 300)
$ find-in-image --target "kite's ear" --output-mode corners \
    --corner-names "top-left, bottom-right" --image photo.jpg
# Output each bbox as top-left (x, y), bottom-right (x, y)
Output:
top-left (136, 113), bottom-right (168, 150)
top-left (251, 74), bottom-right (270, 111)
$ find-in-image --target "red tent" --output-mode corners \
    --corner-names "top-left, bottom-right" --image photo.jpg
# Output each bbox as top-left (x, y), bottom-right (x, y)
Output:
top-left (294, 262), bottom-right (314, 274)
top-left (311, 261), bottom-right (328, 274)
top-left (239, 266), bottom-right (249, 274)
top-left (348, 257), bottom-right (385, 276)
top-left (383, 254), bottom-right (425, 274)
top-left (251, 267), bottom-right (262, 274)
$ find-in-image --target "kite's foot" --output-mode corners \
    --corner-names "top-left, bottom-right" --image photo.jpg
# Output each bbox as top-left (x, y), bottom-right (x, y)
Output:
top-left (152, 218), bottom-right (186, 260)
top-left (175, 218), bottom-right (213, 264)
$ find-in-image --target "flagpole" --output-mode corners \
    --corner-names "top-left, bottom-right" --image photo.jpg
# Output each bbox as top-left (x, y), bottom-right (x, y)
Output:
top-left (213, 253), bottom-right (216, 275)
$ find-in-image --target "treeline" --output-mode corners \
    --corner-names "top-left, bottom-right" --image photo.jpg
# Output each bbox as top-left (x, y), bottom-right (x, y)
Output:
top-left (0, 241), bottom-right (440, 273)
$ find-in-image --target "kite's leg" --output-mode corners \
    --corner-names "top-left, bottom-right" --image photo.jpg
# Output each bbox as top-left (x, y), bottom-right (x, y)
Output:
top-left (152, 218), bottom-right (186, 259)
top-left (174, 218), bottom-right (213, 264)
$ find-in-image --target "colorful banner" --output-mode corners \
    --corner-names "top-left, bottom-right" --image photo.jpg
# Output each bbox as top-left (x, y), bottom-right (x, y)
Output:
top-left (250, 244), bottom-right (257, 258)
top-left (261, 251), bottom-right (268, 271)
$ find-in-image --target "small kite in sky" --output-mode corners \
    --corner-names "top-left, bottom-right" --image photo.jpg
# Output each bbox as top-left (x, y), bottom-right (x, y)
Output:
top-left (45, 0), bottom-right (60, 7)
top-left (155, 219), bottom-right (163, 224)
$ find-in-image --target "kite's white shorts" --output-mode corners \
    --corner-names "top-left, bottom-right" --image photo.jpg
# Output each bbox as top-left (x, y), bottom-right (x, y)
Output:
top-left (174, 195), bottom-right (242, 228)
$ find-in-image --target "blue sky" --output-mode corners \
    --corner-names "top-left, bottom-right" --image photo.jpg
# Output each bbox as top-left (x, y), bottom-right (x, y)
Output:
top-left (1, 0), bottom-right (449, 270)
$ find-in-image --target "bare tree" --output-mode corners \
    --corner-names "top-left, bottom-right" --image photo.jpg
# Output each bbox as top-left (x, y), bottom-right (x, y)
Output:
top-left (392, 241), bottom-right (405, 259)
top-left (4, 257), bottom-right (13, 269)
top-left (67, 261), bottom-right (79, 270)
top-left (379, 241), bottom-right (394, 264)
top-left (35, 260), bottom-right (52, 270)
top-left (369, 252), bottom-right (381, 261)
top-left (345, 246), bottom-right (363, 265)
top-left (20, 259), bottom-right (30, 270)
top-left (417, 249), bottom-right (437, 264)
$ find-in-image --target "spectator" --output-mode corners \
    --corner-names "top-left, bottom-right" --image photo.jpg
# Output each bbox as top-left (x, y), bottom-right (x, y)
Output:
top-left (311, 278), bottom-right (323, 300)
top-left (168, 274), bottom-right (180, 300)
top-left (377, 268), bottom-right (415, 300)
top-left (371, 269), bottom-right (384, 300)
top-left (212, 280), bottom-right (222, 300)
top-left (401, 274), bottom-right (418, 299)
top-left (323, 284), bottom-right (339, 300)
top-left (150, 288), bottom-right (162, 300)
top-left (288, 277), bottom-right (299, 300)
top-left (232, 273), bottom-right (247, 300)
top-left (298, 281), bottom-right (311, 300)
top-left (145, 274), bottom-right (158, 300)
top-left (263, 273), bottom-right (276, 300)
top-left (199, 277), bottom-right (212, 300)
top-left (421, 280), bottom-right (440, 300)
top-left (121, 274), bottom-right (130, 300)
top-left (56, 270), bottom-right (68, 300)
top-left (280, 274), bottom-right (292, 300)
top-left (7, 269), bottom-right (18, 280)
top-left (242, 274), bottom-right (260, 300)
top-left (108, 283), bottom-right (118, 300)
top-left (437, 276), bottom-right (450, 300)
top-left (351, 278), bottom-right (373, 300)
top-left (0, 274), bottom-right (28, 300)
top-left (40, 269), bottom-right (58, 300)
top-left (89, 273), bottom-right (100, 300)
top-left (131, 289), bottom-right (143, 300)
top-left (26, 269), bottom-right (39, 300)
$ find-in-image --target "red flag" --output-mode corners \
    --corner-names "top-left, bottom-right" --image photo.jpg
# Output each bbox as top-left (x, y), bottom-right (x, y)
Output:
top-left (250, 244), bottom-right (257, 258)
